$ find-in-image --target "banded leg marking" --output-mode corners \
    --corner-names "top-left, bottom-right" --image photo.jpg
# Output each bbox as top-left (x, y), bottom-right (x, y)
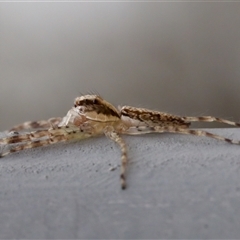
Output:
top-left (105, 130), bottom-right (128, 189)
top-left (0, 127), bottom-right (92, 158)
top-left (155, 126), bottom-right (240, 145)
top-left (123, 126), bottom-right (240, 145)
top-left (183, 116), bottom-right (240, 127)
top-left (7, 117), bottom-right (62, 133)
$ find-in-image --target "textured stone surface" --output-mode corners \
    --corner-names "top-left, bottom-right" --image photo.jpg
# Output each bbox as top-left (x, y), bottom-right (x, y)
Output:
top-left (0, 129), bottom-right (240, 239)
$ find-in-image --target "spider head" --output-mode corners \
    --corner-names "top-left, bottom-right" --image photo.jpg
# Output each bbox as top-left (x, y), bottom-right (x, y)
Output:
top-left (74, 95), bottom-right (120, 122)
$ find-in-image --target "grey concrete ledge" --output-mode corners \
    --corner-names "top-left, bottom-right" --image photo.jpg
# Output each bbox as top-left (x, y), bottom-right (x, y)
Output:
top-left (0, 128), bottom-right (240, 239)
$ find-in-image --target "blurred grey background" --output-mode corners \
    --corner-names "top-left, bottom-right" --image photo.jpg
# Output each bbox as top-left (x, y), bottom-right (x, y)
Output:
top-left (0, 3), bottom-right (240, 131)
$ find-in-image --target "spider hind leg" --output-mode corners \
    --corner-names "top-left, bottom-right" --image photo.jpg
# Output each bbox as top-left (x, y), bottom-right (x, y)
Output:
top-left (183, 116), bottom-right (240, 127)
top-left (158, 126), bottom-right (240, 145)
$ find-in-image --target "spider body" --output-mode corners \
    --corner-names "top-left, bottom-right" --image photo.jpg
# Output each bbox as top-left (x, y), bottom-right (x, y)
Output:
top-left (1, 94), bottom-right (240, 189)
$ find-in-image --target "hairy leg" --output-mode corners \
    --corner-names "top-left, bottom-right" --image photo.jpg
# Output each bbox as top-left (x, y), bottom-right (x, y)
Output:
top-left (183, 116), bottom-right (240, 127)
top-left (123, 125), bottom-right (240, 145)
top-left (0, 126), bottom-right (92, 158)
top-left (7, 117), bottom-right (62, 132)
top-left (105, 130), bottom-right (127, 189)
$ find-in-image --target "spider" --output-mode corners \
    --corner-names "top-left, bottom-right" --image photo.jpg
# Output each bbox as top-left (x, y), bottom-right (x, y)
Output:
top-left (1, 95), bottom-right (240, 189)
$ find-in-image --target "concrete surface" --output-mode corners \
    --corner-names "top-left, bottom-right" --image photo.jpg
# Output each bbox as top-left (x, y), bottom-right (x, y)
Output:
top-left (0, 129), bottom-right (240, 239)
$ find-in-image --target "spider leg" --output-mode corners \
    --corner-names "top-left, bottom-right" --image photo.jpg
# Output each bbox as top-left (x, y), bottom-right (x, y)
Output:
top-left (7, 117), bottom-right (62, 133)
top-left (0, 135), bottom-right (66, 158)
top-left (160, 127), bottom-right (240, 145)
top-left (183, 116), bottom-right (240, 127)
top-left (0, 127), bottom-right (92, 158)
top-left (123, 126), bottom-right (240, 145)
top-left (0, 129), bottom-right (49, 144)
top-left (105, 129), bottom-right (127, 189)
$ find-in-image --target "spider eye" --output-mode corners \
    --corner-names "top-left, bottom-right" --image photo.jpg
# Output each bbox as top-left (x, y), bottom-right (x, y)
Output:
top-left (78, 106), bottom-right (85, 113)
top-left (74, 104), bottom-right (77, 108)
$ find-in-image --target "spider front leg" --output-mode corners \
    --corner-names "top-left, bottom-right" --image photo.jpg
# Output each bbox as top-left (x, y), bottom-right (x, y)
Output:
top-left (6, 117), bottom-right (62, 133)
top-left (0, 129), bottom-right (50, 144)
top-left (0, 135), bottom-right (66, 158)
top-left (104, 128), bottom-right (128, 189)
top-left (0, 126), bottom-right (92, 158)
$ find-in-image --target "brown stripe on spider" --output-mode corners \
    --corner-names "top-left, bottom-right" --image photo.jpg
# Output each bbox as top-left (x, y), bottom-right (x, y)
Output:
top-left (74, 95), bottom-right (120, 118)
top-left (121, 106), bottom-right (190, 127)
top-left (0, 134), bottom-right (30, 144)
